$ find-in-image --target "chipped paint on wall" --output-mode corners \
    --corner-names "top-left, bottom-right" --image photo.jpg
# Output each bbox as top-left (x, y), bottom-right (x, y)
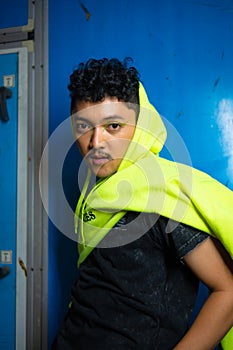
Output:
top-left (216, 99), bottom-right (233, 182)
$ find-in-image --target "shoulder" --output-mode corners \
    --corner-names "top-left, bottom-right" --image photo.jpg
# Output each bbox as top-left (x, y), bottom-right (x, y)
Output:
top-left (148, 215), bottom-right (209, 260)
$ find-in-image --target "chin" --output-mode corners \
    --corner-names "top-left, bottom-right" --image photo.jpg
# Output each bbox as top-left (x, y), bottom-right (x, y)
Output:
top-left (92, 165), bottom-right (116, 178)
top-left (90, 160), bottom-right (119, 178)
top-left (95, 169), bottom-right (115, 178)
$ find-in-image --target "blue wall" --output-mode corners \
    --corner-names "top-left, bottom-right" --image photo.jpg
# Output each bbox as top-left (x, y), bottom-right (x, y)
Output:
top-left (48, 0), bottom-right (233, 346)
top-left (0, 0), bottom-right (28, 29)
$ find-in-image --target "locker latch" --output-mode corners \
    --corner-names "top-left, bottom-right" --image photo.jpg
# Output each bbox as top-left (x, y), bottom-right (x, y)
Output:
top-left (0, 266), bottom-right (10, 279)
top-left (0, 86), bottom-right (12, 122)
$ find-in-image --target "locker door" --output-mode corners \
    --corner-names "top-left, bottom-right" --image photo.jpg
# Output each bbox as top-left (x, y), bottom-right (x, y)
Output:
top-left (0, 51), bottom-right (18, 350)
top-left (0, 49), bottom-right (27, 350)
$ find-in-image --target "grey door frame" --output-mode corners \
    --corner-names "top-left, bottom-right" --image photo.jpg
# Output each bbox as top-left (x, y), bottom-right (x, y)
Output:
top-left (0, 1), bottom-right (49, 349)
top-left (0, 46), bottom-right (28, 350)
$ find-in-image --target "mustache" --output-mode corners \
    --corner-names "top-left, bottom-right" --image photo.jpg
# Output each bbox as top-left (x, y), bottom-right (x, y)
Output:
top-left (86, 150), bottom-right (112, 160)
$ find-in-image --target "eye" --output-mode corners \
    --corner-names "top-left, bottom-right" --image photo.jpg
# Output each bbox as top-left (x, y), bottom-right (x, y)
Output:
top-left (75, 122), bottom-right (92, 133)
top-left (105, 123), bottom-right (124, 132)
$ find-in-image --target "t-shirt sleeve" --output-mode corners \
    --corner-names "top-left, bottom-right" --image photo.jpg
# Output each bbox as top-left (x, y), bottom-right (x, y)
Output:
top-left (166, 219), bottom-right (209, 260)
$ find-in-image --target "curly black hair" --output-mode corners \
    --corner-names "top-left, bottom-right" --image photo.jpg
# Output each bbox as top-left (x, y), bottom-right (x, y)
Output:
top-left (68, 57), bottom-right (140, 113)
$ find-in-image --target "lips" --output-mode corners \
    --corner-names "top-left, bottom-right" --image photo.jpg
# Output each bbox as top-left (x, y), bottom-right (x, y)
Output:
top-left (91, 157), bottom-right (109, 166)
top-left (88, 152), bottom-right (111, 166)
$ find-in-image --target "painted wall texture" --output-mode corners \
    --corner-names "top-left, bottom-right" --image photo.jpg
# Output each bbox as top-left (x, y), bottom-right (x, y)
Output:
top-left (48, 0), bottom-right (233, 347)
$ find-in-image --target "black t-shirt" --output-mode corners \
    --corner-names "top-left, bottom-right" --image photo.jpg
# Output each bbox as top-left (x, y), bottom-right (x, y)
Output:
top-left (52, 213), bottom-right (209, 350)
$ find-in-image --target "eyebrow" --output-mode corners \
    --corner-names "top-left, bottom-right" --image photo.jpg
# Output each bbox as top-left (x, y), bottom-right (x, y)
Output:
top-left (101, 115), bottom-right (126, 122)
top-left (73, 115), bottom-right (126, 123)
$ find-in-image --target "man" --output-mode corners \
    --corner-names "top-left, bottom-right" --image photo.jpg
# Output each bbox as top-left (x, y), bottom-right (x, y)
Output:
top-left (52, 58), bottom-right (233, 349)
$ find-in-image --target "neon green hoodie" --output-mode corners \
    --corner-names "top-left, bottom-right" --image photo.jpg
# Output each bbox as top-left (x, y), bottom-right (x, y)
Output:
top-left (75, 83), bottom-right (233, 348)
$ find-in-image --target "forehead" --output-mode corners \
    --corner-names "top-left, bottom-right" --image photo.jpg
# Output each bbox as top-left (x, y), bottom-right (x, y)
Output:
top-left (73, 97), bottom-right (137, 124)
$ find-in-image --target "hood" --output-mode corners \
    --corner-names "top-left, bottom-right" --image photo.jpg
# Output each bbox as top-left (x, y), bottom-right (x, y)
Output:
top-left (118, 82), bottom-right (167, 172)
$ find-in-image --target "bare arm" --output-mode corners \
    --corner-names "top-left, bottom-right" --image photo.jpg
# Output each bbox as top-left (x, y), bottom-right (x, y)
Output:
top-left (212, 237), bottom-right (233, 274)
top-left (173, 237), bottom-right (233, 350)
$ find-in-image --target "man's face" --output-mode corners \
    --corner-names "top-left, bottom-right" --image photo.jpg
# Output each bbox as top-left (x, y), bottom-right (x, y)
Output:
top-left (72, 97), bottom-right (137, 178)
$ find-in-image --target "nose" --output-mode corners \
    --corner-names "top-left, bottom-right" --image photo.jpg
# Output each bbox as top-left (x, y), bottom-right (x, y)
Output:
top-left (89, 126), bottom-right (106, 150)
